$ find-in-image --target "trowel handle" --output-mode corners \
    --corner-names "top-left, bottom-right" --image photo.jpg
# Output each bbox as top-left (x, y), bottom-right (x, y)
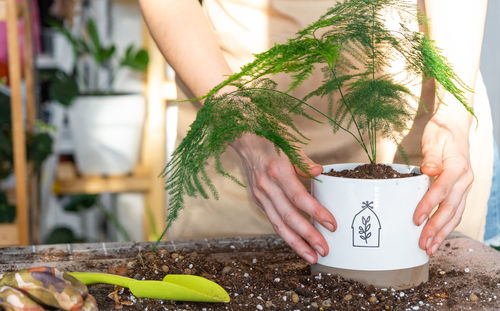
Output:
top-left (68, 272), bottom-right (133, 288)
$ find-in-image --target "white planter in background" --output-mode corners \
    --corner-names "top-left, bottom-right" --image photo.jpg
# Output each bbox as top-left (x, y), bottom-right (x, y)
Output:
top-left (68, 94), bottom-right (146, 175)
top-left (312, 163), bottom-right (430, 289)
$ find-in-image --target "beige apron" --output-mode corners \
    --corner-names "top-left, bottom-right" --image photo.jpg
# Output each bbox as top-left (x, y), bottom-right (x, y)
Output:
top-left (167, 0), bottom-right (493, 241)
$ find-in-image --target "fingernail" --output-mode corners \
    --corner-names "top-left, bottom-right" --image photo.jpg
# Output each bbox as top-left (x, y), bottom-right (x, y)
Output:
top-left (303, 252), bottom-right (316, 264)
top-left (425, 237), bottom-right (433, 250)
top-left (323, 222), bottom-right (335, 232)
top-left (314, 244), bottom-right (325, 257)
top-left (423, 162), bottom-right (437, 168)
top-left (430, 243), bottom-right (439, 255)
top-left (417, 214), bottom-right (427, 226)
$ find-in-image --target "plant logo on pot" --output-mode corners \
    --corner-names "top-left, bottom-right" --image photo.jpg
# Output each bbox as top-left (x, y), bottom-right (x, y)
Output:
top-left (351, 201), bottom-right (381, 248)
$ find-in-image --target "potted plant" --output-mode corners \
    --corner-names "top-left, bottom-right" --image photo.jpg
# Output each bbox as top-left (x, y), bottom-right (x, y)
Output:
top-left (47, 18), bottom-right (149, 175)
top-left (158, 0), bottom-right (473, 289)
top-left (0, 89), bottom-right (53, 223)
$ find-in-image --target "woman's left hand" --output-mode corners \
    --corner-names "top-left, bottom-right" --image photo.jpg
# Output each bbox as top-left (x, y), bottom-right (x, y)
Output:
top-left (413, 116), bottom-right (473, 255)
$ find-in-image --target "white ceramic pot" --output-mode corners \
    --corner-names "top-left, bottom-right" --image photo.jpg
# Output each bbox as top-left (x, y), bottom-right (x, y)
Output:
top-left (68, 94), bottom-right (146, 175)
top-left (311, 163), bottom-right (430, 289)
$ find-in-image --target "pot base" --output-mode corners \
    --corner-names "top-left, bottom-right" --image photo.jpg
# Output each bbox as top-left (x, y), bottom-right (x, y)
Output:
top-left (311, 262), bottom-right (429, 289)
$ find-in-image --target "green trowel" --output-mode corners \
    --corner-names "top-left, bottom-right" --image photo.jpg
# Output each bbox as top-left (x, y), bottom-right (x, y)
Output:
top-left (68, 272), bottom-right (230, 303)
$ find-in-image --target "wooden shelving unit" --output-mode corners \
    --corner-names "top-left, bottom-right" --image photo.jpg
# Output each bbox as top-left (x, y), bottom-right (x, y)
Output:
top-left (0, 0), bottom-right (36, 246)
top-left (51, 24), bottom-right (176, 240)
top-left (53, 163), bottom-right (151, 194)
top-left (1, 1), bottom-right (175, 245)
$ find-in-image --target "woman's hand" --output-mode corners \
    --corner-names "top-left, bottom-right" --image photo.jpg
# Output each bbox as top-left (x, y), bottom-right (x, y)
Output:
top-left (231, 133), bottom-right (337, 264)
top-left (414, 116), bottom-right (473, 255)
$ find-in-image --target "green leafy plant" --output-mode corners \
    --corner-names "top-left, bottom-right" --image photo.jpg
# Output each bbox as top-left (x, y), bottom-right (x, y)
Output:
top-left (158, 0), bottom-right (474, 240)
top-left (0, 192), bottom-right (15, 223)
top-left (62, 194), bottom-right (131, 241)
top-left (46, 18), bottom-right (150, 106)
top-left (0, 91), bottom-right (54, 223)
top-left (44, 194), bottom-right (132, 244)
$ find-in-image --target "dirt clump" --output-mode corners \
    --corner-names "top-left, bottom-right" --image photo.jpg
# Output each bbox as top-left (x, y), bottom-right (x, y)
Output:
top-left (324, 163), bottom-right (419, 179)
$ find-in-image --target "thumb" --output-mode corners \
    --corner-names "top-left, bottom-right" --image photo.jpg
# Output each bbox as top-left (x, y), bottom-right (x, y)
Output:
top-left (421, 149), bottom-right (443, 176)
top-left (294, 148), bottom-right (323, 178)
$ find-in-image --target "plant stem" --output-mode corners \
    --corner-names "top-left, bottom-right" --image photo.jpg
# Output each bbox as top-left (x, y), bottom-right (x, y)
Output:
top-left (329, 69), bottom-right (373, 163)
top-left (370, 4), bottom-right (377, 163)
top-left (229, 87), bottom-right (372, 160)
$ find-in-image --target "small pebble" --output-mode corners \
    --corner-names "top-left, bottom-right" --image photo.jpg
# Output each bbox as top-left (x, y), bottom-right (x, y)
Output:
top-left (384, 305), bottom-right (390, 310)
top-left (188, 264), bottom-right (193, 269)
top-left (291, 292), bottom-right (299, 303)
top-left (344, 294), bottom-right (353, 301)
top-left (265, 301), bottom-right (273, 308)
top-left (256, 304), bottom-right (263, 310)
top-left (222, 266), bottom-right (232, 274)
top-left (183, 268), bottom-right (192, 274)
top-left (368, 296), bottom-right (377, 303)
top-left (274, 277), bottom-right (281, 282)
top-left (464, 268), bottom-right (470, 273)
top-left (470, 293), bottom-right (478, 302)
top-left (322, 299), bottom-right (332, 307)
top-left (243, 273), bottom-right (249, 277)
top-left (412, 306), bottom-right (420, 310)
top-left (311, 302), bottom-right (319, 308)
top-left (399, 292), bottom-right (405, 297)
top-left (171, 253), bottom-right (179, 259)
top-left (161, 265), bottom-right (169, 273)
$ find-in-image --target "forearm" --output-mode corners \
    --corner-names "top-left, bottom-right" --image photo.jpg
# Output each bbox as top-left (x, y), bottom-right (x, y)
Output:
top-left (423, 0), bottom-right (488, 126)
top-left (139, 0), bottom-right (232, 98)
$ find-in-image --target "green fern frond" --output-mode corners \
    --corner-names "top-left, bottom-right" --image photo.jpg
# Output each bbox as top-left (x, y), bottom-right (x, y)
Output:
top-left (161, 80), bottom-right (317, 236)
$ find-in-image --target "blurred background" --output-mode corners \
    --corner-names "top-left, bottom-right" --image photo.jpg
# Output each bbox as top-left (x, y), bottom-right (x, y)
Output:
top-left (0, 0), bottom-right (499, 246)
top-left (0, 0), bottom-right (177, 246)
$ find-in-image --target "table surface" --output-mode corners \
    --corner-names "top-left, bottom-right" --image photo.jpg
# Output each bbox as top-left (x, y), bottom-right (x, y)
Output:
top-left (0, 234), bottom-right (499, 310)
top-left (0, 233), bottom-right (498, 275)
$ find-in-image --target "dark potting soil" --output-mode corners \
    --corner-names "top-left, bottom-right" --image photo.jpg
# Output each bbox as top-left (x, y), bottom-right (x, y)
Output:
top-left (88, 243), bottom-right (500, 311)
top-left (324, 163), bottom-right (419, 179)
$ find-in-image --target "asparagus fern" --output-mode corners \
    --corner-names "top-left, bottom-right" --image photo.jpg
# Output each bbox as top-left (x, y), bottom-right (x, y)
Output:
top-left (158, 0), bottom-right (473, 241)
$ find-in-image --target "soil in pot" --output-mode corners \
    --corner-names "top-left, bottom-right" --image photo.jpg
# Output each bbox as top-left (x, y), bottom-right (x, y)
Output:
top-left (324, 163), bottom-right (419, 179)
top-left (87, 243), bottom-right (500, 311)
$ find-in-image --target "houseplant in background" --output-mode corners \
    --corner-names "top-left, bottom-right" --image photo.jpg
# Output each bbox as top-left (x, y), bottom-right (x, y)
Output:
top-left (0, 89), bottom-right (53, 224)
top-left (44, 194), bottom-right (130, 244)
top-left (159, 0), bottom-right (474, 288)
top-left (47, 18), bottom-right (149, 175)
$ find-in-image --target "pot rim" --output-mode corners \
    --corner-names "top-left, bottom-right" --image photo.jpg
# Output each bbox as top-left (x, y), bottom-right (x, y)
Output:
top-left (317, 162), bottom-right (428, 182)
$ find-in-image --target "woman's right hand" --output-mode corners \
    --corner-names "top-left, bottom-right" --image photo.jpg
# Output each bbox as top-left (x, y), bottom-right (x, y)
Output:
top-left (230, 133), bottom-right (337, 264)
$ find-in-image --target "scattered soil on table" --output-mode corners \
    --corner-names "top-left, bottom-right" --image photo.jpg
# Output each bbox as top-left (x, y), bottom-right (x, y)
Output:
top-left (324, 163), bottom-right (419, 179)
top-left (88, 243), bottom-right (500, 311)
